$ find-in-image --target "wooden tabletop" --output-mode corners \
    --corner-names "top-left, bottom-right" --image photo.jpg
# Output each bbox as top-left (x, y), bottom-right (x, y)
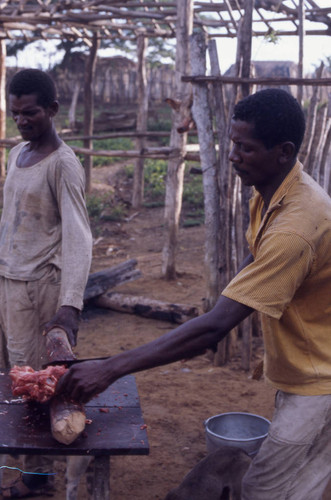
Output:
top-left (0, 373), bottom-right (149, 457)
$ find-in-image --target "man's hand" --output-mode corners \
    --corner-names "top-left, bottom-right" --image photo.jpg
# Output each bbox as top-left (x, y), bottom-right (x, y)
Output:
top-left (56, 359), bottom-right (114, 403)
top-left (44, 306), bottom-right (80, 347)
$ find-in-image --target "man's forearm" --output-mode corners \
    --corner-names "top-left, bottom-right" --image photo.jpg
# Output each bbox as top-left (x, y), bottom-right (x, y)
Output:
top-left (103, 295), bottom-right (252, 383)
top-left (56, 295), bottom-right (253, 402)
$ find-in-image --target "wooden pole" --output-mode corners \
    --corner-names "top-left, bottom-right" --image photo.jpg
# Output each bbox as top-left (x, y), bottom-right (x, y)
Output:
top-left (239, 0), bottom-right (253, 98)
top-left (162, 0), bottom-right (193, 279)
top-left (300, 62), bottom-right (324, 170)
top-left (190, 31), bottom-right (220, 311)
top-left (83, 33), bottom-right (100, 193)
top-left (321, 96), bottom-right (331, 193)
top-left (132, 34), bottom-right (149, 208)
top-left (297, 0), bottom-right (305, 105)
top-left (310, 104), bottom-right (328, 183)
top-left (0, 40), bottom-right (6, 178)
top-left (238, 0), bottom-right (254, 370)
top-left (68, 80), bottom-right (81, 130)
top-left (211, 31), bottom-right (239, 366)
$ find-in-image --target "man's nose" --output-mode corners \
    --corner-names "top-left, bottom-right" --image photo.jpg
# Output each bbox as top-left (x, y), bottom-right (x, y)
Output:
top-left (15, 114), bottom-right (27, 126)
top-left (228, 145), bottom-right (240, 163)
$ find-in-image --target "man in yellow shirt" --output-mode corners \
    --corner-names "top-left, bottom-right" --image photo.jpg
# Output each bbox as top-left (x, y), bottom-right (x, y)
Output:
top-left (58, 88), bottom-right (331, 499)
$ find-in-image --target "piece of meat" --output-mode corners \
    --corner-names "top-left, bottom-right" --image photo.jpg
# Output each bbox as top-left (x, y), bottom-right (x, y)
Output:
top-left (9, 364), bottom-right (68, 403)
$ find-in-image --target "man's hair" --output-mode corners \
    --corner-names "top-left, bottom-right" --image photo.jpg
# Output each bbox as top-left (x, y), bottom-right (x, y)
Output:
top-left (8, 69), bottom-right (57, 108)
top-left (233, 88), bottom-right (306, 155)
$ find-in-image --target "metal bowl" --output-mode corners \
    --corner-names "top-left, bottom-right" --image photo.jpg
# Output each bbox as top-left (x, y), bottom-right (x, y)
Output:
top-left (204, 412), bottom-right (270, 456)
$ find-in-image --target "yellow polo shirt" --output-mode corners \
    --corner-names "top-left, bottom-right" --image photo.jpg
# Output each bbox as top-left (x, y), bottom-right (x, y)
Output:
top-left (222, 162), bottom-right (331, 395)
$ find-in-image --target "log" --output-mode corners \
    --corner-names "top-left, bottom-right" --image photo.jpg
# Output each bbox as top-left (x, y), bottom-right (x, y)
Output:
top-left (84, 259), bottom-right (141, 302)
top-left (50, 396), bottom-right (86, 446)
top-left (46, 328), bottom-right (86, 445)
top-left (93, 292), bottom-right (199, 324)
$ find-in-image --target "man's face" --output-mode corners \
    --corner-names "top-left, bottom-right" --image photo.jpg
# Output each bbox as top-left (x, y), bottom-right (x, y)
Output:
top-left (9, 93), bottom-right (54, 142)
top-left (228, 119), bottom-right (281, 189)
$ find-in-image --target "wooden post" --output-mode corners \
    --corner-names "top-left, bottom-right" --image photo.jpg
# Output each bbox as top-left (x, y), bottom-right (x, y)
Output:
top-left (162, 0), bottom-right (193, 279)
top-left (310, 104), bottom-right (328, 183)
top-left (297, 0), bottom-right (305, 105)
top-left (321, 96), bottom-right (331, 193)
top-left (300, 62), bottom-right (324, 171)
top-left (68, 80), bottom-right (81, 130)
top-left (132, 35), bottom-right (148, 208)
top-left (190, 32), bottom-right (220, 311)
top-left (83, 33), bottom-right (100, 193)
top-left (237, 2), bottom-right (254, 370)
top-left (239, 0), bottom-right (253, 98)
top-left (208, 40), bottom-right (238, 366)
top-left (0, 40), bottom-right (6, 178)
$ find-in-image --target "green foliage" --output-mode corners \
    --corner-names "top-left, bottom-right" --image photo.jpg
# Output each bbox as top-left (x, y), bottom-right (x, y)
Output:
top-left (147, 40), bottom-right (175, 68)
top-left (143, 159), bottom-right (167, 201)
top-left (6, 116), bottom-right (18, 138)
top-left (182, 173), bottom-right (204, 209)
top-left (86, 192), bottom-right (128, 233)
top-left (94, 137), bottom-right (134, 166)
top-left (263, 29), bottom-right (280, 45)
top-left (86, 193), bottom-right (109, 218)
top-left (140, 159), bottom-right (205, 226)
top-left (100, 204), bottom-right (127, 222)
top-left (123, 164), bottom-right (134, 179)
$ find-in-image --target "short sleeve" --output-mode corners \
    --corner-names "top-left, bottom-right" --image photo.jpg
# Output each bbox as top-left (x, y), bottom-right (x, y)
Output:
top-left (222, 231), bottom-right (314, 318)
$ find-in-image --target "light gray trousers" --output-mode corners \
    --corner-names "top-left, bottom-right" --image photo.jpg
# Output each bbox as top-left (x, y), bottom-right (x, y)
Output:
top-left (0, 272), bottom-right (91, 499)
top-left (242, 390), bottom-right (331, 500)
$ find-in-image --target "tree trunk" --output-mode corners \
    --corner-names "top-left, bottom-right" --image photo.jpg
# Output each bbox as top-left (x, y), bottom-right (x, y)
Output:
top-left (239, 0), bottom-right (253, 99)
top-left (213, 5), bottom-right (253, 367)
top-left (162, 0), bottom-right (193, 280)
top-left (190, 32), bottom-right (220, 311)
top-left (84, 259), bottom-right (141, 302)
top-left (68, 80), bottom-right (81, 130)
top-left (310, 104), bottom-right (328, 183)
top-left (0, 40), bottom-right (6, 178)
top-left (132, 35), bottom-right (149, 209)
top-left (94, 292), bottom-right (199, 324)
top-left (321, 98), bottom-right (331, 193)
top-left (297, 0), bottom-right (305, 106)
top-left (300, 62), bottom-right (324, 170)
top-left (83, 33), bottom-right (100, 193)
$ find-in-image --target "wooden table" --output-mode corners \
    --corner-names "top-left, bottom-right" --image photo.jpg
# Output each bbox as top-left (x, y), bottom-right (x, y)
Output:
top-left (0, 373), bottom-right (149, 499)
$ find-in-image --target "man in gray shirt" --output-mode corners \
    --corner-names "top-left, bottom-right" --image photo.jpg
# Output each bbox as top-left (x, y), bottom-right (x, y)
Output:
top-left (0, 69), bottom-right (92, 498)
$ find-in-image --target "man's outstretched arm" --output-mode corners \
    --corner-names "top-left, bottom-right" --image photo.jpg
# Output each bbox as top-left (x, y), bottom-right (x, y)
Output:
top-left (56, 295), bottom-right (253, 403)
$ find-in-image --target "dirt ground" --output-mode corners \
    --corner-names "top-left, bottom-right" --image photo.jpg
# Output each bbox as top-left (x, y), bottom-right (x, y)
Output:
top-left (2, 165), bottom-right (330, 499)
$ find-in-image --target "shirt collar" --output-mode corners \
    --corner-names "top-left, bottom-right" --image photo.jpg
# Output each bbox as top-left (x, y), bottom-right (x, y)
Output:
top-left (267, 161), bottom-right (303, 213)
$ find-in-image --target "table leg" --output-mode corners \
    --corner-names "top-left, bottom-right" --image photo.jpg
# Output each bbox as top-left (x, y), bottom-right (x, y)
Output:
top-left (0, 455), bottom-right (6, 486)
top-left (88, 456), bottom-right (110, 500)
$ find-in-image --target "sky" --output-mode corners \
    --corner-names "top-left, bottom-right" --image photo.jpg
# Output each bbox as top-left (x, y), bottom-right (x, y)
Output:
top-left (6, 32), bottom-right (330, 76)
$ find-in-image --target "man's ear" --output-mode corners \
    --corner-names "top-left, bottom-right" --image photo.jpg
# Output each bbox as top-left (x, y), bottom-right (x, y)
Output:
top-left (48, 100), bottom-right (59, 117)
top-left (279, 141), bottom-right (296, 164)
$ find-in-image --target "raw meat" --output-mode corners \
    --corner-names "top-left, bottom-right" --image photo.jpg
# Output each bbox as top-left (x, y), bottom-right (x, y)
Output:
top-left (9, 364), bottom-right (68, 403)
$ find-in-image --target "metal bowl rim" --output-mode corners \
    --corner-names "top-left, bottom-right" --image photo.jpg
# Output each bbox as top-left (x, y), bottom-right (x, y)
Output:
top-left (204, 411), bottom-right (271, 443)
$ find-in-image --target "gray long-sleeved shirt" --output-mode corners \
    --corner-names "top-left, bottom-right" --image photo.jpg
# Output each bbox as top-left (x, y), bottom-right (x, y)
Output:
top-left (0, 141), bottom-right (92, 310)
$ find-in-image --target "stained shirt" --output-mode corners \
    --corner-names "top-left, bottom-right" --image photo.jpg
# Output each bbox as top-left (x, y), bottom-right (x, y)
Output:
top-left (222, 162), bottom-right (331, 395)
top-left (0, 141), bottom-right (92, 311)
